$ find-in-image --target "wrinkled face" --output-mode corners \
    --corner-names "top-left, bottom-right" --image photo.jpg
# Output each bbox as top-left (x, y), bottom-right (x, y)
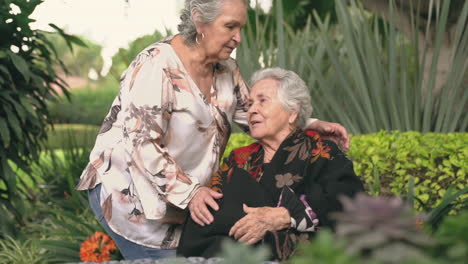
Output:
top-left (198, 0), bottom-right (247, 61)
top-left (247, 79), bottom-right (297, 144)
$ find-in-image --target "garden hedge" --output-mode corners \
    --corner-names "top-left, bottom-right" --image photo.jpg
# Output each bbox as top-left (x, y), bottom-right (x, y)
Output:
top-left (224, 131), bottom-right (467, 212)
top-left (48, 126), bottom-right (466, 212)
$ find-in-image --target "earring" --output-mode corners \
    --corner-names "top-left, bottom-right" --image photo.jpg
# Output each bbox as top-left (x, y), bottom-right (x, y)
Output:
top-left (196, 32), bottom-right (205, 45)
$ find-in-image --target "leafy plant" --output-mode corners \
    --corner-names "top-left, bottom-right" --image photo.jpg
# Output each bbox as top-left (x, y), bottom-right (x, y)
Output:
top-left (0, 236), bottom-right (48, 264)
top-left (218, 239), bottom-right (269, 264)
top-left (350, 131), bottom-right (467, 211)
top-left (9, 135), bottom-right (109, 263)
top-left (25, 141), bottom-right (91, 209)
top-left (6, 129), bottom-right (94, 239)
top-left (35, 207), bottom-right (106, 263)
top-left (291, 230), bottom-right (361, 264)
top-left (332, 194), bottom-right (433, 264)
top-left (0, 0), bottom-right (84, 237)
top-left (431, 210), bottom-right (468, 263)
top-left (310, 0), bottom-right (467, 133)
top-left (237, 0), bottom-right (468, 134)
top-left (413, 186), bottom-right (468, 231)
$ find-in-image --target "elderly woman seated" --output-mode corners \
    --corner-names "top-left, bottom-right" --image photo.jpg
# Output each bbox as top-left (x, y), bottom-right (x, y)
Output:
top-left (177, 68), bottom-right (364, 260)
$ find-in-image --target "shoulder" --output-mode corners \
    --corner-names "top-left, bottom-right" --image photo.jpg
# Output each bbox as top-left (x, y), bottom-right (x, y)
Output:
top-left (120, 38), bottom-right (178, 84)
top-left (303, 129), bottom-right (345, 160)
top-left (129, 40), bottom-right (173, 68)
top-left (230, 142), bottom-right (262, 165)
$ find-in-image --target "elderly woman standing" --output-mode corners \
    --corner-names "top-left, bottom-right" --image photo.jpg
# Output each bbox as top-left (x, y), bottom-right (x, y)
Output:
top-left (76, 0), bottom-right (350, 260)
top-left (178, 68), bottom-right (364, 260)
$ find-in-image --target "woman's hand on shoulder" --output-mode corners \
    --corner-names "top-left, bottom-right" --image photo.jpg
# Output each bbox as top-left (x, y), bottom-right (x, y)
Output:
top-left (229, 204), bottom-right (291, 245)
top-left (188, 187), bottom-right (223, 226)
top-left (307, 120), bottom-right (350, 152)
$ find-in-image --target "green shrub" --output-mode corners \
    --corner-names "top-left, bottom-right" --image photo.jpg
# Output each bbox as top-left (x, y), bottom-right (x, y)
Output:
top-left (222, 133), bottom-right (256, 160)
top-left (6, 127), bottom-right (94, 238)
top-left (291, 230), bottom-right (361, 264)
top-left (35, 208), bottom-right (106, 263)
top-left (46, 124), bottom-right (99, 149)
top-left (223, 131), bottom-right (467, 212)
top-left (0, 237), bottom-right (48, 264)
top-left (0, 0), bottom-right (84, 237)
top-left (48, 78), bottom-right (119, 125)
top-left (349, 131), bottom-right (467, 211)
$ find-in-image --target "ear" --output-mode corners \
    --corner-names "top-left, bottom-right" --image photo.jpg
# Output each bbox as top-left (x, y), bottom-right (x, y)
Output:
top-left (192, 10), bottom-right (204, 33)
top-left (288, 112), bottom-right (298, 124)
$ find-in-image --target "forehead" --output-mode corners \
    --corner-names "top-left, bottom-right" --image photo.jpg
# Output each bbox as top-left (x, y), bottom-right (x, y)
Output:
top-left (216, 0), bottom-right (247, 23)
top-left (250, 79), bottom-right (279, 97)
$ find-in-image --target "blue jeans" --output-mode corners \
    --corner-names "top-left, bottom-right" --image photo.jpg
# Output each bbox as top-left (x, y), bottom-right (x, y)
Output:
top-left (88, 184), bottom-right (176, 260)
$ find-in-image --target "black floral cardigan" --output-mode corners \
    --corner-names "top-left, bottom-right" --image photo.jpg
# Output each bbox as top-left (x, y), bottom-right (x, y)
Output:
top-left (177, 129), bottom-right (364, 260)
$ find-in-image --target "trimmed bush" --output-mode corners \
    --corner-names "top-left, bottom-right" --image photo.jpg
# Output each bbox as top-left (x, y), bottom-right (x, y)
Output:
top-left (46, 124), bottom-right (100, 149)
top-left (224, 131), bottom-right (468, 212)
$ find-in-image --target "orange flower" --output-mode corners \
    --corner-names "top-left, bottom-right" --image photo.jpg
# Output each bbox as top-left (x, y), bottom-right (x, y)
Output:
top-left (80, 231), bottom-right (118, 263)
top-left (310, 139), bottom-right (331, 163)
top-left (415, 219), bottom-right (424, 229)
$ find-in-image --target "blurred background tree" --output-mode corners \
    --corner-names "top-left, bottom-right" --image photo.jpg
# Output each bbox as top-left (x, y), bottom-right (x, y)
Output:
top-left (44, 33), bottom-right (104, 79)
top-left (108, 30), bottom-right (167, 81)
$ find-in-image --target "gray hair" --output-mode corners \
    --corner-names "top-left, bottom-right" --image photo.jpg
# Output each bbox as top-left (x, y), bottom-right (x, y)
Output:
top-left (250, 68), bottom-right (313, 129)
top-left (178, 0), bottom-right (247, 45)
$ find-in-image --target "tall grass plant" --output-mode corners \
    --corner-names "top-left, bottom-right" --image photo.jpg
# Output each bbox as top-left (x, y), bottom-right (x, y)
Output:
top-left (237, 0), bottom-right (467, 134)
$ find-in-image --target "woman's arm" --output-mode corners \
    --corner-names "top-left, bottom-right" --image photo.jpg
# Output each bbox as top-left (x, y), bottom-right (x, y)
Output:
top-left (187, 152), bottom-right (234, 226)
top-left (307, 120), bottom-right (350, 152)
top-left (188, 187), bottom-right (223, 226)
top-left (229, 204), bottom-right (291, 245)
top-left (120, 55), bottom-right (201, 219)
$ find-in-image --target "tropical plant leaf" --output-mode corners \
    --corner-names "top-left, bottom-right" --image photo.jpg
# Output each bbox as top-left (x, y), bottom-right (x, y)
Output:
top-left (0, 117), bottom-right (10, 148)
top-left (7, 51), bottom-right (32, 83)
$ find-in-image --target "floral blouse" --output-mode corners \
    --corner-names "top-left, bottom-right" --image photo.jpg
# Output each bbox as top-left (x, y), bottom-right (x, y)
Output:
top-left (75, 36), bottom-right (250, 249)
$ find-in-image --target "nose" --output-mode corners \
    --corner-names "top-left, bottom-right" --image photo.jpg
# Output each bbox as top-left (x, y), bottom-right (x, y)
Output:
top-left (233, 30), bottom-right (241, 44)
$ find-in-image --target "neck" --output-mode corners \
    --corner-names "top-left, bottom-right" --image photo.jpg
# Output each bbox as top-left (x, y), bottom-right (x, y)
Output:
top-left (260, 129), bottom-right (294, 163)
top-left (174, 35), bottom-right (216, 75)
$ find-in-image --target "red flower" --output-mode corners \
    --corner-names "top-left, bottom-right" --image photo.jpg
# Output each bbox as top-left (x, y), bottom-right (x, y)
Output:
top-left (304, 129), bottom-right (319, 139)
top-left (80, 231), bottom-right (118, 263)
top-left (232, 143), bottom-right (261, 165)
